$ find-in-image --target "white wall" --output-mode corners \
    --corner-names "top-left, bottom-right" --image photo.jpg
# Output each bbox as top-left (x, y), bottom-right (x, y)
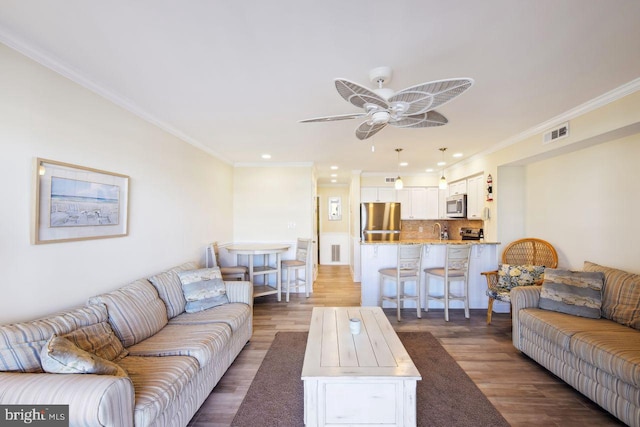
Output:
top-left (496, 166), bottom-right (526, 251)
top-left (233, 165), bottom-right (314, 243)
top-left (0, 44), bottom-right (234, 323)
top-left (524, 134), bottom-right (640, 272)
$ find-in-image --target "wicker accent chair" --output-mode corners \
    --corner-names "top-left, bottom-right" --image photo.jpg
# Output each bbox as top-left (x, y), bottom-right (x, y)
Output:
top-left (482, 238), bottom-right (558, 324)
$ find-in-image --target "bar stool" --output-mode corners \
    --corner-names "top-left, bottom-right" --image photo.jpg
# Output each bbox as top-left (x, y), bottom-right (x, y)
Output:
top-left (379, 243), bottom-right (423, 322)
top-left (205, 243), bottom-right (249, 281)
top-left (281, 238), bottom-right (313, 302)
top-left (424, 244), bottom-right (472, 321)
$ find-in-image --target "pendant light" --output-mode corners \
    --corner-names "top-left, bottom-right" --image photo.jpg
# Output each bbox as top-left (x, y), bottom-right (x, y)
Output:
top-left (438, 147), bottom-right (448, 190)
top-left (394, 148), bottom-right (404, 190)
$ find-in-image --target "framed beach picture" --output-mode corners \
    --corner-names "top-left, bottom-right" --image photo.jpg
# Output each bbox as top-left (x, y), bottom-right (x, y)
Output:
top-left (34, 158), bottom-right (129, 244)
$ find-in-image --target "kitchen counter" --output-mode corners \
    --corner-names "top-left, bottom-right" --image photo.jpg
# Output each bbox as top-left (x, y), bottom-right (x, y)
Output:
top-left (361, 239), bottom-right (499, 245)
top-left (360, 241), bottom-right (500, 311)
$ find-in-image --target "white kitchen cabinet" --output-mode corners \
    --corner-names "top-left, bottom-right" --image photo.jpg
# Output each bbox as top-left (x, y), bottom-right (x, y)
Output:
top-left (426, 187), bottom-right (439, 219)
top-left (466, 174), bottom-right (484, 219)
top-left (361, 187), bottom-right (397, 202)
top-left (438, 188), bottom-right (447, 219)
top-left (448, 180), bottom-right (467, 196)
top-left (396, 187), bottom-right (428, 219)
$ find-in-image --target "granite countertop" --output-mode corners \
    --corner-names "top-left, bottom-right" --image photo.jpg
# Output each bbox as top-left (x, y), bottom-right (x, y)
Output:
top-left (361, 239), bottom-right (500, 245)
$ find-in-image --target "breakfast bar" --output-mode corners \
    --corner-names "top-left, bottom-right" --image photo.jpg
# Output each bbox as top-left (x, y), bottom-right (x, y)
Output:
top-left (360, 240), bottom-right (500, 311)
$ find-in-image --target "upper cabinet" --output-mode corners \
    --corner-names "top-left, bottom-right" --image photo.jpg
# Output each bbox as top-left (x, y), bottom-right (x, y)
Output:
top-left (466, 174), bottom-right (484, 219)
top-left (438, 188), bottom-right (447, 219)
top-left (425, 187), bottom-right (440, 219)
top-left (361, 187), bottom-right (397, 203)
top-left (447, 180), bottom-right (467, 196)
top-left (396, 187), bottom-right (439, 220)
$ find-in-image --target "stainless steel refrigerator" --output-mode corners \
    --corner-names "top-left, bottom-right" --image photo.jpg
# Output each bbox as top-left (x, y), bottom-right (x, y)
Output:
top-left (360, 202), bottom-right (401, 242)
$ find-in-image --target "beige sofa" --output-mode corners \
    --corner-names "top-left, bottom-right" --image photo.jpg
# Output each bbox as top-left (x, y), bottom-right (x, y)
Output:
top-left (511, 261), bottom-right (639, 426)
top-left (0, 261), bottom-right (253, 426)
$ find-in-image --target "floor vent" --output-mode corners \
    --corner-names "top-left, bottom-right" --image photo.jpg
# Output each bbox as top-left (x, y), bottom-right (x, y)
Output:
top-left (331, 245), bottom-right (341, 262)
top-left (543, 122), bottom-right (569, 144)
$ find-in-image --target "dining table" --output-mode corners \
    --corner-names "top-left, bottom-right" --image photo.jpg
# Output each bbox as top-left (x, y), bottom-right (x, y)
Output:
top-left (225, 243), bottom-right (291, 301)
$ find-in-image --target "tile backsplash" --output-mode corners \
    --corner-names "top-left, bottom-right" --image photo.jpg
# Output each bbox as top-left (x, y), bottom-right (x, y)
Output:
top-left (400, 219), bottom-right (484, 240)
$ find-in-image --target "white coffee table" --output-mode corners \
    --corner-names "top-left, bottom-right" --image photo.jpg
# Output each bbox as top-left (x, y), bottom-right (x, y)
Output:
top-left (301, 306), bottom-right (421, 426)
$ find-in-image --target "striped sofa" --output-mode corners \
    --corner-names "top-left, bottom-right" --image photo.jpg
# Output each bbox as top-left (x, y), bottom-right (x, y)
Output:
top-left (0, 262), bottom-right (253, 426)
top-left (512, 261), bottom-right (640, 426)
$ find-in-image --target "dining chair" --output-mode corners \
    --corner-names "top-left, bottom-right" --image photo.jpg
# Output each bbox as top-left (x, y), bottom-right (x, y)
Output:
top-left (378, 243), bottom-right (423, 322)
top-left (205, 242), bottom-right (249, 281)
top-left (280, 238), bottom-right (313, 302)
top-left (424, 244), bottom-right (472, 322)
top-left (482, 238), bottom-right (558, 324)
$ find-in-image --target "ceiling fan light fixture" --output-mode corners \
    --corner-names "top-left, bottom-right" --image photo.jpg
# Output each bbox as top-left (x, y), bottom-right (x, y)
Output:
top-left (299, 68), bottom-right (473, 140)
top-left (371, 111), bottom-right (390, 125)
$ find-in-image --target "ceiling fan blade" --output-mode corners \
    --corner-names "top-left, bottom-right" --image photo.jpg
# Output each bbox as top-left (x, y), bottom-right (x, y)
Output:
top-left (390, 110), bottom-right (448, 128)
top-left (389, 78), bottom-right (473, 115)
top-left (355, 121), bottom-right (387, 140)
top-left (299, 112), bottom-right (367, 123)
top-left (335, 79), bottom-right (388, 110)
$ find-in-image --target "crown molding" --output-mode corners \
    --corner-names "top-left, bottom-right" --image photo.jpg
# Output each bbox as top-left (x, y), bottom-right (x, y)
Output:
top-left (234, 162), bottom-right (314, 168)
top-left (488, 77), bottom-right (640, 154)
top-left (0, 30), bottom-right (232, 165)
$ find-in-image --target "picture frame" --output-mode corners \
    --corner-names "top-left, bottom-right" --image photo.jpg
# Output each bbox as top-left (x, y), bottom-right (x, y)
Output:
top-left (34, 158), bottom-right (130, 244)
top-left (328, 196), bottom-right (342, 221)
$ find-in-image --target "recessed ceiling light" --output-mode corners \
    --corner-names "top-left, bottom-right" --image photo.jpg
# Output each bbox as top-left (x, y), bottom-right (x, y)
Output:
top-left (330, 173), bottom-right (337, 177)
top-left (437, 161), bottom-right (446, 166)
top-left (331, 179), bottom-right (337, 183)
top-left (425, 168), bottom-right (434, 172)
top-left (330, 165), bottom-right (339, 170)
top-left (453, 152), bottom-right (463, 158)
top-left (400, 162), bottom-right (408, 167)
top-left (261, 154), bottom-right (271, 159)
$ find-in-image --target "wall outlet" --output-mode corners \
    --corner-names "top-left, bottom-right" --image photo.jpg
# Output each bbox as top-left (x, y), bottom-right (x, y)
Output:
top-left (418, 226), bottom-right (424, 233)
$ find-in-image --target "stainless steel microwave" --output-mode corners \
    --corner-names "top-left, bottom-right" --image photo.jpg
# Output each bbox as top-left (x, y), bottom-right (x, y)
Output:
top-left (446, 194), bottom-right (467, 218)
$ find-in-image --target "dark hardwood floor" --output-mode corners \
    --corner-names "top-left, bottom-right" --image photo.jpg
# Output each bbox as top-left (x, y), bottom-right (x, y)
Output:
top-left (188, 265), bottom-right (623, 426)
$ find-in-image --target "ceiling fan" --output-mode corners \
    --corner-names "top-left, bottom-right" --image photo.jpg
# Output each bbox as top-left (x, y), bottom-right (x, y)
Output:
top-left (300, 66), bottom-right (473, 140)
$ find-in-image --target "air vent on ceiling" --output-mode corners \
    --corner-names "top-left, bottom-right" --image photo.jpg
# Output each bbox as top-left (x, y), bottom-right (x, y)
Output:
top-left (543, 122), bottom-right (569, 144)
top-left (385, 177), bottom-right (397, 183)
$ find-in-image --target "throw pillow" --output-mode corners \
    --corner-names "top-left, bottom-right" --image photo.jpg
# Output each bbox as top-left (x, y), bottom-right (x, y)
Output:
top-left (40, 335), bottom-right (127, 377)
top-left (148, 261), bottom-right (200, 319)
top-left (178, 267), bottom-right (229, 313)
top-left (497, 264), bottom-right (546, 290)
top-left (584, 261), bottom-right (640, 329)
top-left (539, 269), bottom-right (604, 318)
top-left (63, 321), bottom-right (128, 362)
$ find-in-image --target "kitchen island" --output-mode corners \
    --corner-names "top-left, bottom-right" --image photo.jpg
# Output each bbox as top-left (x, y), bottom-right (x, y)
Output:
top-left (360, 240), bottom-right (500, 312)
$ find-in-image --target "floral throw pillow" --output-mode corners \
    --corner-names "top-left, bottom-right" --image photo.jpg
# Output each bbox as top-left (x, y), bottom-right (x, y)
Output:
top-left (497, 264), bottom-right (546, 290)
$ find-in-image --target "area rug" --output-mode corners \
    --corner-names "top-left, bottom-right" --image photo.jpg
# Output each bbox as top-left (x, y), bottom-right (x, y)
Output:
top-left (231, 331), bottom-right (509, 427)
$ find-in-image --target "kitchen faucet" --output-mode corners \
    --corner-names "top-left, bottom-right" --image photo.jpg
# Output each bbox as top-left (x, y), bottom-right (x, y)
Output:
top-left (433, 223), bottom-right (442, 241)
